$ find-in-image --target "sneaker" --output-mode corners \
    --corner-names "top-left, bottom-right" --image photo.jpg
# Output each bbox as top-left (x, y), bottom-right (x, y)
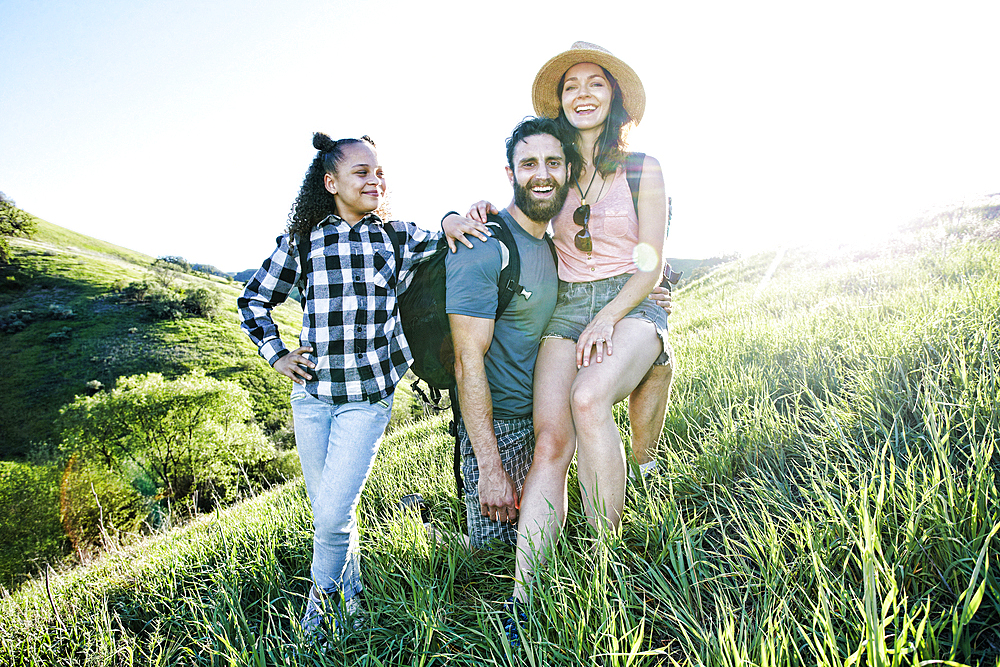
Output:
top-left (502, 596), bottom-right (529, 649)
top-left (628, 459), bottom-right (659, 482)
top-left (300, 587), bottom-right (366, 641)
top-left (344, 593), bottom-right (366, 632)
top-left (300, 586), bottom-right (331, 641)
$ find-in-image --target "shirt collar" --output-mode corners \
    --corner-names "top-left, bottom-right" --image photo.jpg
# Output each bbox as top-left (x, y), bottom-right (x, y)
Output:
top-left (319, 212), bottom-right (385, 228)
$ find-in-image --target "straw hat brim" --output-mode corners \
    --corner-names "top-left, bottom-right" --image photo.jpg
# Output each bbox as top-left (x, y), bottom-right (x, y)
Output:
top-left (531, 42), bottom-right (645, 125)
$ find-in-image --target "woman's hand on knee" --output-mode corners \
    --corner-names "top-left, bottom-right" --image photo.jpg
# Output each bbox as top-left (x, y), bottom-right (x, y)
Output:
top-left (577, 317), bottom-right (615, 368)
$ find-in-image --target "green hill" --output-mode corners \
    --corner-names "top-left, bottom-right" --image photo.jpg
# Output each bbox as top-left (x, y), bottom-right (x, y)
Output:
top-left (0, 219), bottom-right (302, 458)
top-left (0, 216), bottom-right (449, 589)
top-left (2, 197), bottom-right (998, 664)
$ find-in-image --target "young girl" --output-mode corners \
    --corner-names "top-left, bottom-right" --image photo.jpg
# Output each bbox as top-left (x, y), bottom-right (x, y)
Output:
top-left (237, 133), bottom-right (479, 637)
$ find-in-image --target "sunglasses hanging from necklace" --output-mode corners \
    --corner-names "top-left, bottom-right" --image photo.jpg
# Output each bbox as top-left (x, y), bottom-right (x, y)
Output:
top-left (573, 166), bottom-right (606, 253)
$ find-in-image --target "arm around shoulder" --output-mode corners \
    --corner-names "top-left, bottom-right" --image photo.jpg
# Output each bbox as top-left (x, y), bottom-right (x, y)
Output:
top-left (637, 155), bottom-right (668, 272)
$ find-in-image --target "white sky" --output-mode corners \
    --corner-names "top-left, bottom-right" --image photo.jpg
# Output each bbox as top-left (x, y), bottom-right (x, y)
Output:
top-left (2, 0), bottom-right (998, 272)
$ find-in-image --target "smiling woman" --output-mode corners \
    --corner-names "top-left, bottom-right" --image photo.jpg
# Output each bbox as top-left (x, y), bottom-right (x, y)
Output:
top-left (493, 41), bottom-right (678, 647)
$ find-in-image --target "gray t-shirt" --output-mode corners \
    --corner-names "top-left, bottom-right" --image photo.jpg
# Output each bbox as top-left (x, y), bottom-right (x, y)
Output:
top-left (445, 210), bottom-right (558, 418)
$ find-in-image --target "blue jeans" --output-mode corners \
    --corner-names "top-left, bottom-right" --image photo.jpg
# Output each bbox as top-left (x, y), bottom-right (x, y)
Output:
top-left (291, 384), bottom-right (393, 601)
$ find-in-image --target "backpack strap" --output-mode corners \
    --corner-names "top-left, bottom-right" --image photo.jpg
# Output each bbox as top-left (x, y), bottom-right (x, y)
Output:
top-left (449, 386), bottom-right (463, 498)
top-left (544, 234), bottom-right (558, 270)
top-left (485, 213), bottom-right (522, 320)
top-left (624, 152), bottom-right (676, 242)
top-left (624, 152), bottom-right (645, 216)
top-left (383, 223), bottom-right (404, 283)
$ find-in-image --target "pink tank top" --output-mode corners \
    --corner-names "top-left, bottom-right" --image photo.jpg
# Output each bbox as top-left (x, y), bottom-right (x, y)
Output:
top-left (551, 166), bottom-right (638, 282)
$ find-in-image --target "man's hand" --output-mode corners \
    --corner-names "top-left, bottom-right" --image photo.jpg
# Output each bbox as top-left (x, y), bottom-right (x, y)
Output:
top-left (273, 346), bottom-right (315, 385)
top-left (649, 263), bottom-right (681, 313)
top-left (478, 459), bottom-right (519, 524)
top-left (649, 286), bottom-right (672, 314)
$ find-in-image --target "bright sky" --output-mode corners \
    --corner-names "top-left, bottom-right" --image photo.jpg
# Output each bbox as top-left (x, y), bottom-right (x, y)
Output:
top-left (2, 1), bottom-right (998, 272)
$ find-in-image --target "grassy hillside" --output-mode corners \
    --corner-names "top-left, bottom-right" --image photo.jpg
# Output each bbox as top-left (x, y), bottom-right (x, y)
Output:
top-left (3, 198), bottom-right (998, 665)
top-left (0, 219), bottom-right (305, 457)
top-left (0, 216), bottom-right (449, 587)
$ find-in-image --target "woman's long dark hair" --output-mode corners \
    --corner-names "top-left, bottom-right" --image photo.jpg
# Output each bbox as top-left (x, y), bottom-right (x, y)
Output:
top-left (555, 65), bottom-right (633, 178)
top-left (285, 133), bottom-right (376, 241)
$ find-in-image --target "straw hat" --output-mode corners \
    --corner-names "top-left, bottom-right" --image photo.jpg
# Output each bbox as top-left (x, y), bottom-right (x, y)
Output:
top-left (531, 41), bottom-right (646, 125)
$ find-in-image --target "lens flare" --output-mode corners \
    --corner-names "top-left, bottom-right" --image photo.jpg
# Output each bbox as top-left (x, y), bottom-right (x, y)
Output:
top-left (633, 242), bottom-right (659, 272)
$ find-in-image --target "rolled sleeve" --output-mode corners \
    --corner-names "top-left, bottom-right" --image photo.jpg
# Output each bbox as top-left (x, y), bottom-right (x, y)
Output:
top-left (237, 234), bottom-right (298, 365)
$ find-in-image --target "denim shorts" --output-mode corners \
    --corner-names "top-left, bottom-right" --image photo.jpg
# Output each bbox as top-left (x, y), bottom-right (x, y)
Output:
top-left (543, 273), bottom-right (671, 366)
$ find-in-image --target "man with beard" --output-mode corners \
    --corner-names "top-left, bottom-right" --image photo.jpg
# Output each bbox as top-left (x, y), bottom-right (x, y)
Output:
top-left (442, 117), bottom-right (576, 548)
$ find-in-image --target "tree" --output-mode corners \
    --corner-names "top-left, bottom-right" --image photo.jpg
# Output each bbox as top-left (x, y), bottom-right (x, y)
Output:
top-left (0, 192), bottom-right (37, 264)
top-left (58, 372), bottom-right (277, 504)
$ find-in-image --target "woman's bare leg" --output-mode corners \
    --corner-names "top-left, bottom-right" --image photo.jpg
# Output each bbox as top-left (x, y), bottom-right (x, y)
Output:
top-left (512, 338), bottom-right (578, 602)
top-left (572, 319), bottom-right (662, 533)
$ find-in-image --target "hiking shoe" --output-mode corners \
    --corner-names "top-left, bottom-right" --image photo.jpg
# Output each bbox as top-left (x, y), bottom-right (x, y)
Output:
top-left (502, 596), bottom-right (529, 649)
top-left (300, 587), bottom-right (366, 642)
top-left (398, 493), bottom-right (432, 524)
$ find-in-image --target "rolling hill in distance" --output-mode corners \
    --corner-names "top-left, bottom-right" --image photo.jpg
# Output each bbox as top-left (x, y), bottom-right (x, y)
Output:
top-left (0, 217), bottom-right (711, 459)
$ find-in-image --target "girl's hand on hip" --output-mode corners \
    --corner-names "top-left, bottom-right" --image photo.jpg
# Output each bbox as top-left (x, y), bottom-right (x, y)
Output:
top-left (274, 346), bottom-right (316, 385)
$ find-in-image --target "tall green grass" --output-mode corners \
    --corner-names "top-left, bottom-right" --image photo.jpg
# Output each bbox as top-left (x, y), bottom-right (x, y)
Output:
top-left (2, 209), bottom-right (998, 665)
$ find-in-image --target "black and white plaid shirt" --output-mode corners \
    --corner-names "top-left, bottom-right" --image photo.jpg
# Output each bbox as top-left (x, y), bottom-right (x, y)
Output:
top-left (238, 213), bottom-right (440, 404)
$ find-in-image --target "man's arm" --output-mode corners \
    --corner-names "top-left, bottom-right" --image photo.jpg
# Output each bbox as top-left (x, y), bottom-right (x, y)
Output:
top-left (449, 313), bottom-right (520, 525)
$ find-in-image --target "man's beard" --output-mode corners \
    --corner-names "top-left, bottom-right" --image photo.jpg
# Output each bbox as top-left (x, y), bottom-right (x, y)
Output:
top-left (513, 177), bottom-right (570, 223)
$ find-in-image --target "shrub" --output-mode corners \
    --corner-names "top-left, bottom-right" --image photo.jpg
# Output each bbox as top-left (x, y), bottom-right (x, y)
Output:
top-left (0, 461), bottom-right (64, 588)
top-left (59, 455), bottom-right (147, 555)
top-left (58, 372), bottom-right (279, 512)
top-left (0, 193), bottom-right (36, 265)
top-left (145, 283), bottom-right (186, 319)
top-left (182, 286), bottom-right (221, 318)
top-left (117, 280), bottom-right (222, 320)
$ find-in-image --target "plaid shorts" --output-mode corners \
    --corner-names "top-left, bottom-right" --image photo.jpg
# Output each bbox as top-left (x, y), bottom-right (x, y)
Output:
top-left (457, 415), bottom-right (534, 548)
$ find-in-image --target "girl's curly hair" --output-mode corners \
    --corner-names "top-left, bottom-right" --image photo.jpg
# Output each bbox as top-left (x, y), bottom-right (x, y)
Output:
top-left (285, 133), bottom-right (377, 242)
top-left (554, 65), bottom-right (633, 178)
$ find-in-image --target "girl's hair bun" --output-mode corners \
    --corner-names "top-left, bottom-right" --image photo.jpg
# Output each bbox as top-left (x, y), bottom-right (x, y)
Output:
top-left (313, 132), bottom-right (336, 152)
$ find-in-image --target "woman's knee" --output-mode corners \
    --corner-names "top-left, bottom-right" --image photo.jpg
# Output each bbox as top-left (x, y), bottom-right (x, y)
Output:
top-left (570, 381), bottom-right (612, 424)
